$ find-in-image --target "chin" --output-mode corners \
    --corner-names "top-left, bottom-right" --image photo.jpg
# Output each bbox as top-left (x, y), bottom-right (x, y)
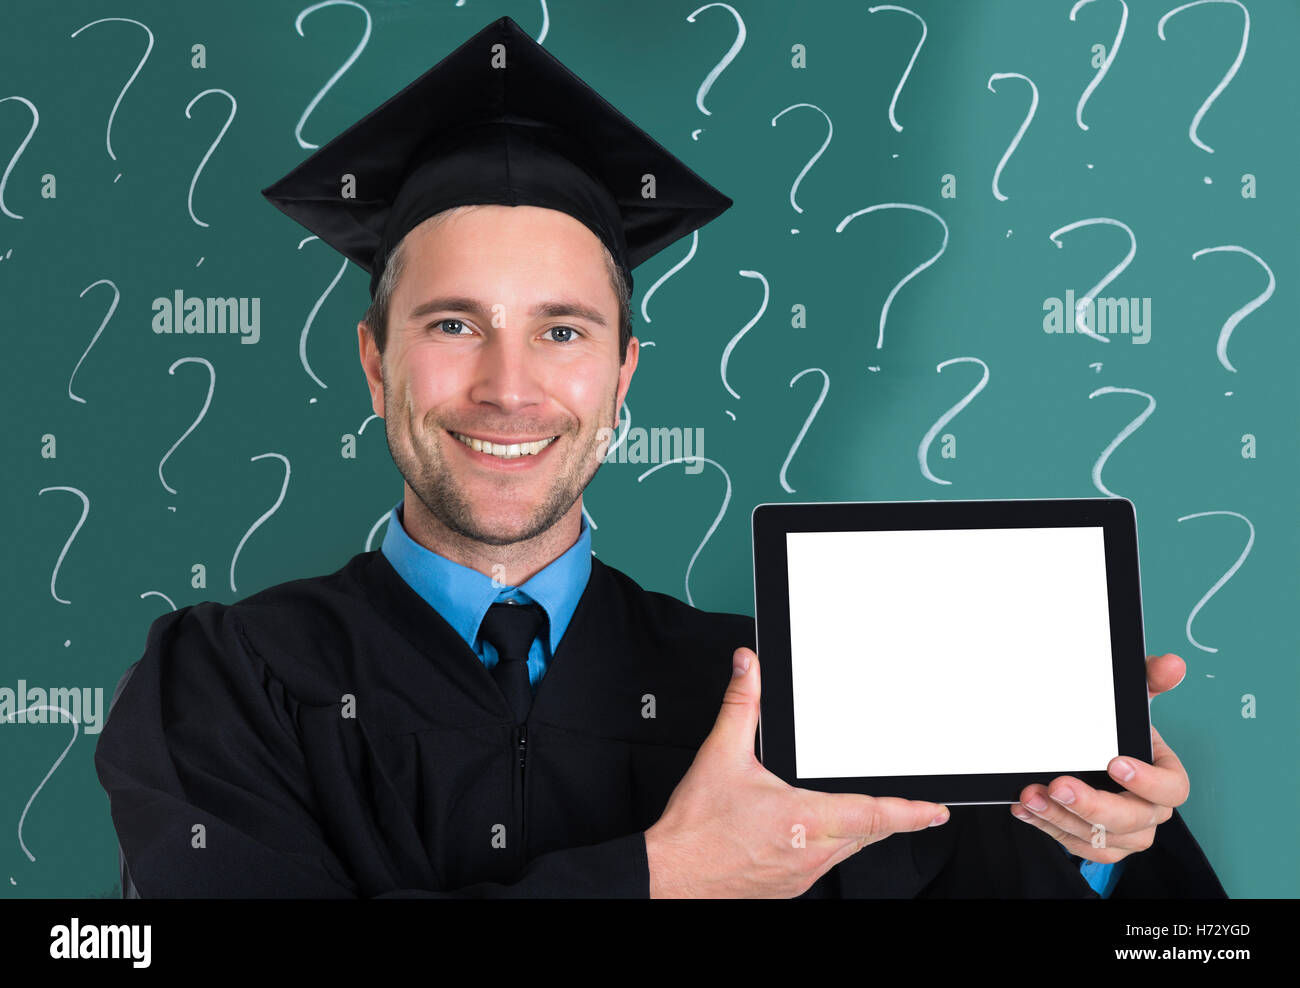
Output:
top-left (455, 509), bottom-right (547, 546)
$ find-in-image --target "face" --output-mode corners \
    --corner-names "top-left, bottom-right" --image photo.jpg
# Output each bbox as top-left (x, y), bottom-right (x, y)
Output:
top-left (360, 204), bottom-right (638, 548)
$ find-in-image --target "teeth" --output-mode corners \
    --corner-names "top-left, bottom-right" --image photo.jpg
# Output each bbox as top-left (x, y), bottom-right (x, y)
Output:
top-left (453, 432), bottom-right (557, 458)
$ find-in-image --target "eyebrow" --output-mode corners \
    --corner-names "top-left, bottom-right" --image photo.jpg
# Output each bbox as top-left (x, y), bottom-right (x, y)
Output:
top-left (406, 295), bottom-right (608, 329)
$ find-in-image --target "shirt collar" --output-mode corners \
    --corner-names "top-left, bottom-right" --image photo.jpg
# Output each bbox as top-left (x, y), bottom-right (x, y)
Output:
top-left (380, 499), bottom-right (592, 655)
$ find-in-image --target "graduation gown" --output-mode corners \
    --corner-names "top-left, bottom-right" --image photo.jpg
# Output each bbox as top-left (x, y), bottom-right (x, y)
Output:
top-left (94, 549), bottom-right (1227, 898)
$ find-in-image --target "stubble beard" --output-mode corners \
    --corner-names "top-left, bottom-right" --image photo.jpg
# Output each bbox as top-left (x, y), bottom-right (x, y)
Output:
top-left (384, 372), bottom-right (615, 548)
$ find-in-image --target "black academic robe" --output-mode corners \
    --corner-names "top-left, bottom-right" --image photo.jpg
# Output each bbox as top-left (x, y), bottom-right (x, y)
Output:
top-left (94, 549), bottom-right (1227, 898)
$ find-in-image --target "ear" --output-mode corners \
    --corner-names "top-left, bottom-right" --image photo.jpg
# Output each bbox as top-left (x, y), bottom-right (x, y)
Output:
top-left (358, 321), bottom-right (384, 417)
top-left (614, 336), bottom-right (639, 426)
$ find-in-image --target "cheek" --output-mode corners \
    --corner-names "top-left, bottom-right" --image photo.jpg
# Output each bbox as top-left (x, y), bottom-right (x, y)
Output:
top-left (398, 351), bottom-right (457, 414)
top-left (553, 359), bottom-right (617, 421)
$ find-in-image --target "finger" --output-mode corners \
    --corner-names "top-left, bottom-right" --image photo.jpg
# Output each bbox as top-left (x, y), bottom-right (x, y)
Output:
top-left (1008, 805), bottom-right (1137, 864)
top-left (826, 793), bottom-right (949, 842)
top-left (1035, 776), bottom-right (1170, 836)
top-left (1107, 725), bottom-right (1188, 811)
top-left (704, 647), bottom-right (762, 763)
top-left (1010, 787), bottom-right (1152, 855)
top-left (1013, 784), bottom-right (1118, 845)
top-left (1146, 653), bottom-right (1186, 701)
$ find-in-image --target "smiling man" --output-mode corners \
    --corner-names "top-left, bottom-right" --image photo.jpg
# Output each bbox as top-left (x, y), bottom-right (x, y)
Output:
top-left (367, 203), bottom-right (634, 581)
top-left (95, 15), bottom-right (1225, 899)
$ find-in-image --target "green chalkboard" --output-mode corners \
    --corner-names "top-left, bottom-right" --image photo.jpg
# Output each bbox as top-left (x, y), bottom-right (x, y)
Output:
top-left (3, 0), bottom-right (1295, 898)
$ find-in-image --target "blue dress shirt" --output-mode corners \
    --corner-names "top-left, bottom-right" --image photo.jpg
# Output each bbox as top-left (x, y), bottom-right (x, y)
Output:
top-left (1074, 842), bottom-right (1124, 896)
top-left (380, 500), bottom-right (591, 690)
top-left (380, 498), bottom-right (1121, 896)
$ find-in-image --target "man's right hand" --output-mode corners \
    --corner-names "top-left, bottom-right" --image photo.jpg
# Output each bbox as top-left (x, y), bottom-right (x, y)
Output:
top-left (644, 647), bottom-right (950, 898)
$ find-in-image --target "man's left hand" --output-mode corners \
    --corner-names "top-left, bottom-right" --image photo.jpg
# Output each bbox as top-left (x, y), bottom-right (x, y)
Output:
top-left (1011, 653), bottom-right (1190, 864)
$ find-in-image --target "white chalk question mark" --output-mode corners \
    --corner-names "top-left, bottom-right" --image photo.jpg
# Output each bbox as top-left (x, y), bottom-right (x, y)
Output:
top-left (1175, 509), bottom-right (1253, 653)
top-left (185, 89), bottom-right (237, 232)
top-left (69, 17), bottom-right (154, 182)
top-left (3, 704), bottom-right (79, 864)
top-left (686, 3), bottom-right (746, 139)
top-left (1070, 0), bottom-right (1128, 131)
top-left (771, 103), bottom-right (833, 234)
top-left (637, 456), bottom-right (732, 608)
top-left (365, 504), bottom-right (389, 553)
top-left (36, 486), bottom-right (89, 605)
top-left (779, 368), bottom-right (830, 493)
top-left (230, 453), bottom-right (291, 593)
top-left (720, 269), bottom-right (769, 402)
top-left (579, 401), bottom-right (632, 535)
top-left (867, 5), bottom-right (928, 133)
top-left (296, 235), bottom-right (350, 390)
top-left (987, 73), bottom-right (1038, 202)
top-left (293, 0), bottom-right (372, 149)
top-left (67, 279), bottom-right (119, 404)
top-left (158, 357), bottom-right (216, 497)
top-left (641, 230), bottom-right (698, 328)
top-left (918, 357), bottom-right (990, 486)
top-left (1049, 217), bottom-right (1137, 343)
top-left (835, 203), bottom-right (949, 353)
top-left (0, 96), bottom-right (38, 219)
top-left (603, 398), bottom-right (632, 462)
top-left (1190, 245), bottom-right (1274, 373)
top-left (1157, 0), bottom-right (1249, 155)
top-left (1088, 385), bottom-right (1156, 499)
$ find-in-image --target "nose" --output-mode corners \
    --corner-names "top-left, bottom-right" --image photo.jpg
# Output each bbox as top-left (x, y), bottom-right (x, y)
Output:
top-left (468, 332), bottom-right (544, 413)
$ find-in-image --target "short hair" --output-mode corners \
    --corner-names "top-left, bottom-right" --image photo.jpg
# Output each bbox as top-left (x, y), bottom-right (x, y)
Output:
top-left (362, 204), bottom-right (633, 363)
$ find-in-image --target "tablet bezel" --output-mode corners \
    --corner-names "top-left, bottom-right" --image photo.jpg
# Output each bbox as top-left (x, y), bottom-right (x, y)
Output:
top-left (752, 498), bottom-right (1153, 805)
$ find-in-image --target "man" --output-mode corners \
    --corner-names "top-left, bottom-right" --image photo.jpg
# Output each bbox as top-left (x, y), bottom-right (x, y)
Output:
top-left (95, 15), bottom-right (1225, 898)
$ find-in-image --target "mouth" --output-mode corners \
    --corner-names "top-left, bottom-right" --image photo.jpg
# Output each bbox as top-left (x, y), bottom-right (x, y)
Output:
top-left (448, 430), bottom-right (559, 460)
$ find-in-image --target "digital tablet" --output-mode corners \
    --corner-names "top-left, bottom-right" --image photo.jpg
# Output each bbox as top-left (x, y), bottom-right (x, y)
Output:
top-left (751, 498), bottom-right (1153, 805)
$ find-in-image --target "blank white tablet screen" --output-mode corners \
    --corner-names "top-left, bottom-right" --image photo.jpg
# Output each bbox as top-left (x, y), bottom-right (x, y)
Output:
top-left (785, 527), bottom-right (1118, 778)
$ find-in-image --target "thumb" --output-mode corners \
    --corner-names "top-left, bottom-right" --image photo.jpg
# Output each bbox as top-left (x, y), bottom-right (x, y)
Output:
top-left (1146, 653), bottom-right (1186, 701)
top-left (703, 647), bottom-right (761, 763)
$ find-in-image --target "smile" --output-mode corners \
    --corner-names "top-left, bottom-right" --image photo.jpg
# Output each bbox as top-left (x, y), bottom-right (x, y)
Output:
top-left (450, 431), bottom-right (558, 459)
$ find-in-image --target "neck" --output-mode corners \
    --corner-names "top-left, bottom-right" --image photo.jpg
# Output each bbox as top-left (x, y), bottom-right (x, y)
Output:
top-left (398, 483), bottom-right (583, 587)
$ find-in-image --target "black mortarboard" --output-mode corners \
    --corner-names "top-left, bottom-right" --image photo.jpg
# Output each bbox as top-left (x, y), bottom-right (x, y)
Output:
top-left (260, 15), bottom-right (733, 300)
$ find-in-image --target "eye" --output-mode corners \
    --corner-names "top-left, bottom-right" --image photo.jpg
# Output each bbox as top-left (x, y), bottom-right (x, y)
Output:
top-left (545, 325), bottom-right (580, 343)
top-left (434, 318), bottom-right (470, 335)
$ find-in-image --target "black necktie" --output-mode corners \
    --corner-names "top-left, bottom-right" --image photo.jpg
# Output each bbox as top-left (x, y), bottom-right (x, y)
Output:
top-left (479, 600), bottom-right (547, 722)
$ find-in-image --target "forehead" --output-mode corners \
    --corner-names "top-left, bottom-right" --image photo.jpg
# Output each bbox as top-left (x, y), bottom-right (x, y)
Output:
top-left (390, 204), bottom-right (618, 316)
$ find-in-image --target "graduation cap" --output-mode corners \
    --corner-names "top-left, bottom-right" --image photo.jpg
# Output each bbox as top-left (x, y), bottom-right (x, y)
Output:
top-left (260, 14), bottom-right (733, 300)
